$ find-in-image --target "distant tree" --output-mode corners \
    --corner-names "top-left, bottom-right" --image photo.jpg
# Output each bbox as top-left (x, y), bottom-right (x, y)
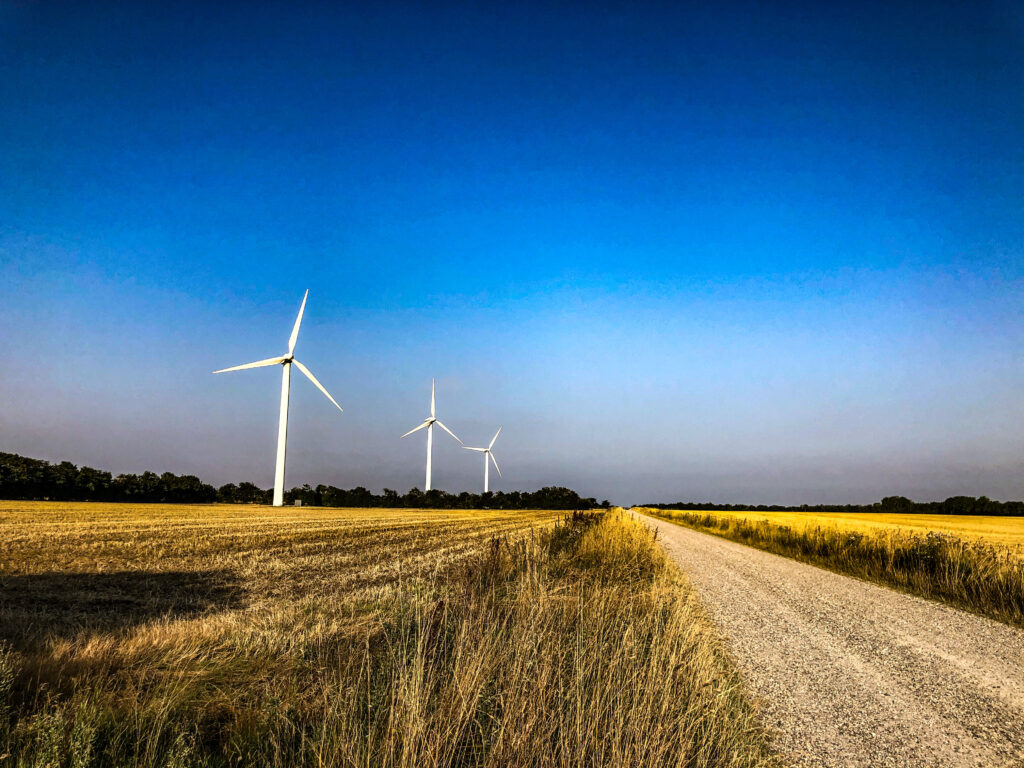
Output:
top-left (218, 483), bottom-right (239, 503)
top-left (284, 484), bottom-right (320, 506)
top-left (236, 482), bottom-right (268, 504)
top-left (880, 496), bottom-right (914, 515)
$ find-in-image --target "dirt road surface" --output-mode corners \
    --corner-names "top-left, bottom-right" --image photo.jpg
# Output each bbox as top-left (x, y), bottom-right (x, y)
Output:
top-left (638, 513), bottom-right (1024, 768)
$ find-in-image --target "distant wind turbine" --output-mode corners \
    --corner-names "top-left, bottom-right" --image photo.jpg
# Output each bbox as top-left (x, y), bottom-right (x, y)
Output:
top-left (401, 379), bottom-right (461, 491)
top-left (464, 426), bottom-right (502, 493)
top-left (213, 290), bottom-right (342, 507)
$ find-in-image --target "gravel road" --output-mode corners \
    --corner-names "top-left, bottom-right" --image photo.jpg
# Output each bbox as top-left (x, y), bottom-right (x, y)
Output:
top-left (637, 513), bottom-right (1024, 768)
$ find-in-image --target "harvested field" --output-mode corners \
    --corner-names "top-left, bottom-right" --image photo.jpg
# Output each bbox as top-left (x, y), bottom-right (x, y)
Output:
top-left (0, 502), bottom-right (776, 768)
top-left (1, 502), bottom-right (558, 648)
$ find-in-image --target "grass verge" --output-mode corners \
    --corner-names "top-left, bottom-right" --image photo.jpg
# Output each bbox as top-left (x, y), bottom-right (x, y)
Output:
top-left (642, 508), bottom-right (1024, 628)
top-left (0, 510), bottom-right (776, 767)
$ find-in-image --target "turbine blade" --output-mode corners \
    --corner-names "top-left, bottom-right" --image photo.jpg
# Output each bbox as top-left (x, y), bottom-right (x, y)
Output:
top-left (293, 359), bottom-right (343, 413)
top-left (489, 451), bottom-right (502, 478)
top-left (401, 421), bottom-right (431, 439)
top-left (489, 425), bottom-right (502, 450)
top-left (213, 356), bottom-right (287, 374)
top-left (463, 446), bottom-right (487, 452)
top-left (430, 378), bottom-right (436, 418)
top-left (288, 290), bottom-right (309, 355)
top-left (435, 420), bottom-right (462, 444)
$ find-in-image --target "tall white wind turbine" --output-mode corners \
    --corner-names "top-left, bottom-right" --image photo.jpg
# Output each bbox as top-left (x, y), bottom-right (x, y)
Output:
top-left (401, 379), bottom-right (461, 491)
top-left (463, 426), bottom-right (502, 493)
top-left (213, 290), bottom-right (342, 507)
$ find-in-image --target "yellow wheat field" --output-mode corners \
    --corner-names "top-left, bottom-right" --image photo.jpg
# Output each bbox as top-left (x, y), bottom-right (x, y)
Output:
top-left (640, 506), bottom-right (1024, 628)
top-left (640, 508), bottom-right (1024, 551)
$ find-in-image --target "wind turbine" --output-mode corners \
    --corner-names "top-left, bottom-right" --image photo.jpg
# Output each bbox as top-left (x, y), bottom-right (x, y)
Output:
top-left (401, 379), bottom-right (461, 491)
top-left (464, 426), bottom-right (502, 493)
top-left (213, 290), bottom-right (342, 507)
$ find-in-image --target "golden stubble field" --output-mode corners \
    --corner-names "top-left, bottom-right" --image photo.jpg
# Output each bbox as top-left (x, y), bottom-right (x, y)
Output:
top-left (0, 502), bottom-right (562, 652)
top-left (0, 501), bottom-right (777, 768)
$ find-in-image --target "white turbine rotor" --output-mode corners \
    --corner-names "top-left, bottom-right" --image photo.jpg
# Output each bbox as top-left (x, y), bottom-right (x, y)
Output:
top-left (434, 420), bottom-right (462, 444)
top-left (213, 356), bottom-right (287, 374)
top-left (288, 289), bottom-right (309, 355)
top-left (293, 359), bottom-right (343, 413)
top-left (401, 420), bottom-right (432, 439)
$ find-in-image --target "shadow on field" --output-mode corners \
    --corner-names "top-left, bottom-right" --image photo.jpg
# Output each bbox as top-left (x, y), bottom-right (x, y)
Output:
top-left (0, 569), bottom-right (246, 647)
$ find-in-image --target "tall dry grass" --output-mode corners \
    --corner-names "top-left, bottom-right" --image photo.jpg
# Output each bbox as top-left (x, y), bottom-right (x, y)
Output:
top-left (0, 506), bottom-right (776, 767)
top-left (644, 508), bottom-right (1024, 628)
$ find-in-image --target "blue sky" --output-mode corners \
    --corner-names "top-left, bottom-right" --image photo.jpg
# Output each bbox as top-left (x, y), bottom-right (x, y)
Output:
top-left (1, 1), bottom-right (1022, 503)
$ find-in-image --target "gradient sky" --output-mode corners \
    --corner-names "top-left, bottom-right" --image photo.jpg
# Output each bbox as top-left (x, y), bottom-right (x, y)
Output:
top-left (1, 1), bottom-right (1022, 504)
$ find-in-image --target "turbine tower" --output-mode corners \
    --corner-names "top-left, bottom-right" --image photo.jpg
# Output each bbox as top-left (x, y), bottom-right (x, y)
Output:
top-left (401, 379), bottom-right (461, 491)
top-left (213, 290), bottom-right (342, 507)
top-left (464, 426), bottom-right (502, 493)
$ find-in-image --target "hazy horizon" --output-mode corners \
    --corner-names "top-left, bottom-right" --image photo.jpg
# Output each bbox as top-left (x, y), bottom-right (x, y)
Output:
top-left (2, 1), bottom-right (1022, 506)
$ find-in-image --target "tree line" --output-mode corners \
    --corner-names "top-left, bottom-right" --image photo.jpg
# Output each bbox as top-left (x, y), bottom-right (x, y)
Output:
top-left (642, 494), bottom-right (1024, 517)
top-left (0, 452), bottom-right (604, 510)
top-left (272, 482), bottom-right (605, 510)
top-left (0, 452), bottom-right (219, 503)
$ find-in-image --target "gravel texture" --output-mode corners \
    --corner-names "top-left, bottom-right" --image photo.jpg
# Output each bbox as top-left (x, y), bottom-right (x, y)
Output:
top-left (638, 513), bottom-right (1024, 768)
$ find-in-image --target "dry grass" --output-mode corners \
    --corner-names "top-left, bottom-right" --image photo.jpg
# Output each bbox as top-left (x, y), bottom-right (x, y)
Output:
top-left (640, 507), bottom-right (1024, 628)
top-left (0, 502), bottom-right (776, 767)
